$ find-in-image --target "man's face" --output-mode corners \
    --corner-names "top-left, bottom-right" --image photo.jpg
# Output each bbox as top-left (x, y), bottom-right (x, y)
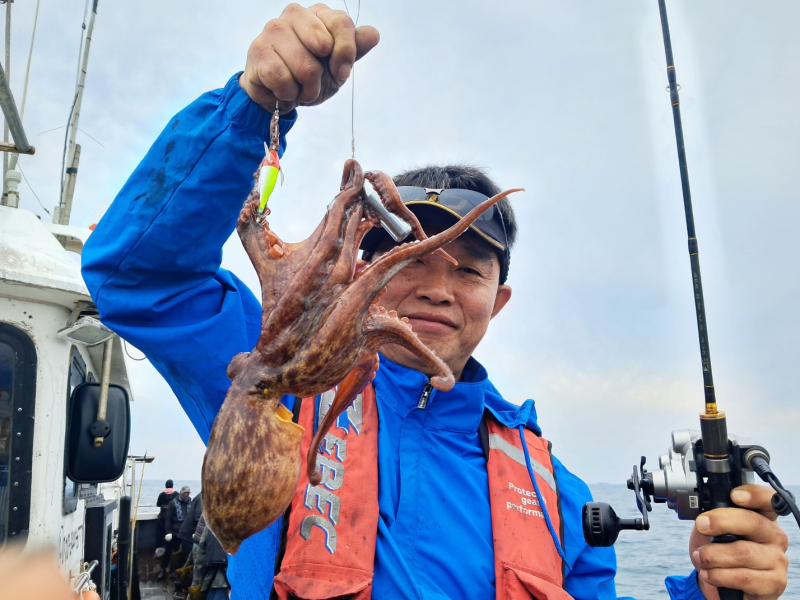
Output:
top-left (181, 491), bottom-right (190, 500)
top-left (372, 228), bottom-right (512, 381)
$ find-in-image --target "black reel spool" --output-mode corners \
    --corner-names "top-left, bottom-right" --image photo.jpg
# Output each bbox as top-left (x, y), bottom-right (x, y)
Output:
top-left (582, 457), bottom-right (651, 547)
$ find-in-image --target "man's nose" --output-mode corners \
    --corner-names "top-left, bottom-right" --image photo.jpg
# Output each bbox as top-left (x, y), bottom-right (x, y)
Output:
top-left (415, 265), bottom-right (454, 305)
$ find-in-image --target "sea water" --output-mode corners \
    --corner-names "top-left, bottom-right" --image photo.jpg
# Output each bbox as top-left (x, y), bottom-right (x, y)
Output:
top-left (135, 480), bottom-right (799, 598)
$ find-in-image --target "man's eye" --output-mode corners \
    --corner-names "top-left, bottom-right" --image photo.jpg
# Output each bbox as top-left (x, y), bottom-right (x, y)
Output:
top-left (459, 267), bottom-right (482, 276)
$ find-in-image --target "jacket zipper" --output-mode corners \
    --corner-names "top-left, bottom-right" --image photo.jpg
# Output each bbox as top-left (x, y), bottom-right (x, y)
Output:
top-left (417, 382), bottom-right (433, 409)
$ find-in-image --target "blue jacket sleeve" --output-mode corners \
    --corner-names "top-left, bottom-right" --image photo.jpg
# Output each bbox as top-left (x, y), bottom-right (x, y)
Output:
top-left (82, 72), bottom-right (297, 443)
top-left (665, 572), bottom-right (705, 600)
top-left (554, 458), bottom-right (704, 600)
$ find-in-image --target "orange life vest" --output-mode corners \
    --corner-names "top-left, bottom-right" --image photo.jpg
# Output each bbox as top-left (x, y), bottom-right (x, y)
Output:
top-left (272, 384), bottom-right (571, 600)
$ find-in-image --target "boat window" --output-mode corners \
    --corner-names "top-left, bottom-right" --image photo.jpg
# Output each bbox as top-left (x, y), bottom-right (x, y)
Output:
top-left (0, 324), bottom-right (37, 547)
top-left (64, 348), bottom-right (87, 515)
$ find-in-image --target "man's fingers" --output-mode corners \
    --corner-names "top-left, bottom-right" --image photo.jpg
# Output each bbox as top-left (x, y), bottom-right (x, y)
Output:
top-left (283, 3), bottom-right (334, 57)
top-left (689, 488), bottom-right (790, 600)
top-left (259, 9), bottom-right (330, 104)
top-left (0, 549), bottom-right (74, 600)
top-left (309, 5), bottom-right (357, 81)
top-left (241, 4), bottom-right (379, 110)
top-left (692, 540), bottom-right (787, 571)
top-left (695, 507), bottom-right (786, 546)
top-left (699, 566), bottom-right (787, 599)
top-left (730, 484), bottom-right (779, 520)
top-left (272, 38), bottom-right (324, 104)
top-left (355, 26), bottom-right (380, 61)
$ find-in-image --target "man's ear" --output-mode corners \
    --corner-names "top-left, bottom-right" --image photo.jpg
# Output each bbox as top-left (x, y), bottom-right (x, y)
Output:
top-left (491, 285), bottom-right (512, 319)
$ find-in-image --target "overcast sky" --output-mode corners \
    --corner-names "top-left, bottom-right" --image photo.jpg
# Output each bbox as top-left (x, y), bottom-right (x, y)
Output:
top-left (6, 1), bottom-right (799, 489)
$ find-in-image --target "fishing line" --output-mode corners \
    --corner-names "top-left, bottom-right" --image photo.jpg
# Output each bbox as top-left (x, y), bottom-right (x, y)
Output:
top-left (342, 0), bottom-right (361, 158)
top-left (17, 161), bottom-right (50, 216)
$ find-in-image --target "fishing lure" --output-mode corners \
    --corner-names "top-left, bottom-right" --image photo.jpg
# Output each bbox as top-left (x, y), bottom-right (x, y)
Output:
top-left (257, 102), bottom-right (283, 214)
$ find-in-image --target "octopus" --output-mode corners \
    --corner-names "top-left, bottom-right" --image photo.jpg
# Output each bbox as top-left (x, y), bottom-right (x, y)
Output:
top-left (202, 158), bottom-right (520, 554)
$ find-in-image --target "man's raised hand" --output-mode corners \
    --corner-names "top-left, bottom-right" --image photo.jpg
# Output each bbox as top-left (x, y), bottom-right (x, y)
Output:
top-left (240, 3), bottom-right (380, 113)
top-left (690, 484), bottom-right (789, 600)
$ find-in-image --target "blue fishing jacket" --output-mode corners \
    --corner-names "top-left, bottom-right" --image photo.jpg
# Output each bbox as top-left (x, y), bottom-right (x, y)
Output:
top-left (82, 73), bottom-right (703, 600)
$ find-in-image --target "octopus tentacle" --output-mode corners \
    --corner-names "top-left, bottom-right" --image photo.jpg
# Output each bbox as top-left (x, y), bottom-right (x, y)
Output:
top-left (364, 170), bottom-right (457, 266)
top-left (237, 197), bottom-right (275, 275)
top-left (364, 305), bottom-right (454, 391)
top-left (306, 347), bottom-right (379, 485)
top-left (257, 163), bottom-right (366, 359)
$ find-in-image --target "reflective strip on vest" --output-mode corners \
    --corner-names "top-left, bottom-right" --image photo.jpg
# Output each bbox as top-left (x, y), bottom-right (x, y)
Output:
top-left (485, 418), bottom-right (571, 600)
top-left (274, 384), bottom-right (573, 600)
top-left (488, 433), bottom-right (557, 492)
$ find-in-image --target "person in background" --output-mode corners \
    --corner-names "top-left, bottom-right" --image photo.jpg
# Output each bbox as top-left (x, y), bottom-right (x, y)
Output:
top-left (189, 514), bottom-right (208, 593)
top-left (192, 511), bottom-right (207, 547)
top-left (191, 523), bottom-right (230, 600)
top-left (175, 491), bottom-right (205, 592)
top-left (155, 479), bottom-right (178, 556)
top-left (179, 491), bottom-right (203, 554)
top-left (162, 485), bottom-right (193, 579)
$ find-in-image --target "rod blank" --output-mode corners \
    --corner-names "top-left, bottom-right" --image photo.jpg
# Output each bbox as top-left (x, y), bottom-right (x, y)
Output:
top-left (657, 0), bottom-right (717, 412)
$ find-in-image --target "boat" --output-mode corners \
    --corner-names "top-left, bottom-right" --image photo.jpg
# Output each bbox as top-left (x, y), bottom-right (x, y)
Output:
top-left (0, 2), bottom-right (172, 598)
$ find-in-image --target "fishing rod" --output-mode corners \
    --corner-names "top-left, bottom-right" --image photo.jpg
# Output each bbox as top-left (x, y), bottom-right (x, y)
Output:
top-left (581, 2), bottom-right (799, 599)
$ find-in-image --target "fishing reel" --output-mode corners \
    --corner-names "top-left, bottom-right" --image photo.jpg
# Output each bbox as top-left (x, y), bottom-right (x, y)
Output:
top-left (582, 429), bottom-right (798, 547)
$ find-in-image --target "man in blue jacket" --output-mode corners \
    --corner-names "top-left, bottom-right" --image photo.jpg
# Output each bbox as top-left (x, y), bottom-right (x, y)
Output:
top-left (82, 4), bottom-right (789, 600)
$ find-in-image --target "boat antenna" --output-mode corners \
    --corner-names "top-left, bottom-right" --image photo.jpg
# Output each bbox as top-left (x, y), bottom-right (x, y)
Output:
top-left (8, 0), bottom-right (41, 173)
top-left (0, 0), bottom-right (34, 210)
top-left (3, 0), bottom-right (10, 188)
top-left (55, 0), bottom-right (98, 226)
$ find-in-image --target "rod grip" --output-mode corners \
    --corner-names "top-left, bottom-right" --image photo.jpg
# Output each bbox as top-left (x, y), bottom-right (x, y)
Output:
top-left (711, 534), bottom-right (743, 600)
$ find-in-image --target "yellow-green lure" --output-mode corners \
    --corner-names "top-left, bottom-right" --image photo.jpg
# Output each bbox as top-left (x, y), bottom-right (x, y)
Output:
top-left (257, 148), bottom-right (281, 214)
top-left (258, 103), bottom-right (284, 214)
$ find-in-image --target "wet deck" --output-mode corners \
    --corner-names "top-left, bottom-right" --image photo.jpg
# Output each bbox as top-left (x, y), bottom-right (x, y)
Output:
top-left (139, 580), bottom-right (173, 600)
top-left (136, 550), bottom-right (173, 599)
top-left (133, 513), bottom-right (175, 600)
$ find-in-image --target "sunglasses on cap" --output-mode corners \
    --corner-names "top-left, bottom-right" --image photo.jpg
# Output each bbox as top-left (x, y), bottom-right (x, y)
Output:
top-left (364, 186), bottom-right (511, 283)
top-left (396, 187), bottom-right (510, 253)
